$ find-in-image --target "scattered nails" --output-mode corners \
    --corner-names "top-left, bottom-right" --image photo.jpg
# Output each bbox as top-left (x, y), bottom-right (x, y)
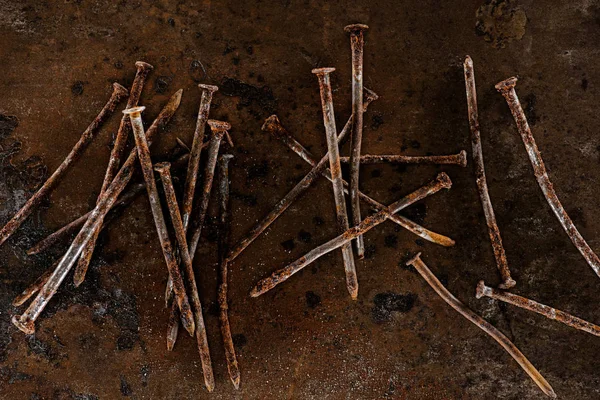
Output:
top-left (227, 88), bottom-right (379, 263)
top-left (312, 67), bottom-right (358, 299)
top-left (0, 82), bottom-right (129, 247)
top-left (127, 106), bottom-right (195, 337)
top-left (496, 76), bottom-right (600, 279)
top-left (251, 173), bottom-right (452, 297)
top-left (263, 115), bottom-right (456, 247)
top-left (406, 253), bottom-right (556, 398)
top-left (476, 280), bottom-right (600, 337)
top-left (464, 57), bottom-right (515, 289)
top-left (154, 161), bottom-right (215, 391)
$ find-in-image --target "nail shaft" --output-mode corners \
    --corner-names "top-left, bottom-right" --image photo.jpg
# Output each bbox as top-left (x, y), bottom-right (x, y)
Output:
top-left (465, 57), bottom-right (515, 289)
top-left (407, 254), bottom-right (556, 398)
top-left (182, 84), bottom-right (218, 232)
top-left (217, 154), bottom-right (240, 389)
top-left (166, 301), bottom-right (180, 351)
top-left (263, 115), bottom-right (455, 247)
top-left (345, 24), bottom-right (369, 259)
top-left (75, 62), bottom-right (153, 285)
top-left (312, 67), bottom-right (358, 299)
top-left (0, 83), bottom-right (129, 247)
top-left (496, 77), bottom-right (600, 278)
top-left (11, 90), bottom-right (183, 335)
top-left (127, 107), bottom-right (195, 337)
top-left (227, 88), bottom-right (378, 262)
top-left (476, 280), bottom-right (600, 337)
top-left (251, 173), bottom-right (452, 297)
top-left (188, 120), bottom-right (231, 258)
top-left (338, 152), bottom-right (467, 166)
top-left (12, 261), bottom-right (57, 307)
top-left (154, 162), bottom-right (214, 391)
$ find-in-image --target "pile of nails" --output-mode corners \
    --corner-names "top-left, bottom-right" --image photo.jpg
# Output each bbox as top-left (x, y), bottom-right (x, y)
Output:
top-left (5, 24), bottom-right (600, 398)
top-left (6, 62), bottom-right (237, 391)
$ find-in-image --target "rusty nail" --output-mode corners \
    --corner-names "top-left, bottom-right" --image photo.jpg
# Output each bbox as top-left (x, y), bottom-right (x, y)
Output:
top-left (476, 280), bottom-right (600, 337)
top-left (345, 23), bottom-right (369, 259)
top-left (227, 88), bottom-right (379, 263)
top-left (166, 301), bottom-right (180, 351)
top-left (75, 62), bottom-right (154, 285)
top-left (465, 57), bottom-right (515, 289)
top-left (496, 76), bottom-right (600, 279)
top-left (187, 120), bottom-right (231, 259)
top-left (182, 83), bottom-right (219, 232)
top-left (217, 154), bottom-right (240, 389)
top-left (154, 161), bottom-right (215, 391)
top-left (126, 107), bottom-right (195, 337)
top-left (263, 115), bottom-right (456, 247)
top-left (0, 82), bottom-right (129, 247)
top-left (251, 173), bottom-right (452, 298)
top-left (312, 67), bottom-right (358, 299)
top-left (406, 254), bottom-right (556, 398)
top-left (338, 151), bottom-right (467, 166)
top-left (11, 90), bottom-right (183, 335)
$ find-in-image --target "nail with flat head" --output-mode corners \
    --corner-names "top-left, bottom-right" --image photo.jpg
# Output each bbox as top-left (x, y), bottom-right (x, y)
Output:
top-left (187, 120), bottom-right (231, 259)
top-left (11, 90), bottom-right (183, 335)
top-left (125, 106), bottom-right (195, 337)
top-left (345, 23), bottom-right (369, 259)
top-left (312, 67), bottom-right (358, 299)
top-left (339, 151), bottom-right (467, 166)
top-left (405, 254), bottom-right (556, 398)
top-left (476, 280), bottom-right (600, 337)
top-left (0, 82), bottom-right (128, 248)
top-left (251, 173), bottom-right (452, 298)
top-left (263, 115), bottom-right (456, 247)
top-left (227, 88), bottom-right (380, 263)
top-left (464, 56), bottom-right (515, 289)
top-left (496, 76), bottom-right (600, 279)
top-left (154, 161), bottom-right (215, 391)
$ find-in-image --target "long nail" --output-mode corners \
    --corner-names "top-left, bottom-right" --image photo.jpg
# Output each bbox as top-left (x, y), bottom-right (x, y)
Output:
top-left (217, 154), bottom-right (240, 389)
top-left (496, 76), bottom-right (600, 279)
top-left (227, 88), bottom-right (379, 262)
top-left (464, 57), bottom-right (515, 289)
top-left (407, 254), bottom-right (556, 398)
top-left (339, 152), bottom-right (467, 166)
top-left (0, 83), bottom-right (129, 247)
top-left (127, 107), bottom-right (195, 337)
top-left (27, 183), bottom-right (145, 256)
top-left (188, 120), bottom-right (231, 259)
top-left (476, 280), bottom-right (600, 337)
top-left (313, 67), bottom-right (358, 299)
top-left (263, 115), bottom-right (455, 247)
top-left (251, 173), bottom-right (452, 297)
top-left (75, 62), bottom-right (154, 285)
top-left (182, 84), bottom-right (219, 232)
top-left (345, 23), bottom-right (369, 259)
top-left (11, 90), bottom-right (183, 335)
top-left (154, 161), bottom-right (215, 391)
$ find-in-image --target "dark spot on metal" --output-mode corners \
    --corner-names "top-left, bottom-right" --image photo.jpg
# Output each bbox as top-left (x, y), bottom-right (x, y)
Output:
top-left (384, 234), bottom-right (398, 248)
top-left (313, 216), bottom-right (324, 226)
top-left (246, 45), bottom-right (254, 55)
top-left (246, 161), bottom-right (269, 181)
top-left (399, 202), bottom-right (426, 225)
top-left (154, 76), bottom-right (171, 94)
top-left (167, 18), bottom-right (175, 27)
top-left (371, 113), bottom-right (383, 130)
top-left (523, 93), bottom-right (538, 126)
top-left (364, 243), bottom-right (376, 259)
top-left (281, 238), bottom-right (295, 252)
top-left (220, 77), bottom-right (277, 114)
top-left (120, 375), bottom-right (132, 396)
top-left (231, 191), bottom-right (257, 207)
top-left (71, 81), bottom-right (85, 96)
top-left (189, 60), bottom-right (207, 82)
top-left (371, 292), bottom-right (417, 323)
top-left (232, 56), bottom-right (240, 65)
top-left (232, 333), bottom-right (247, 348)
top-left (582, 78), bottom-right (589, 91)
top-left (371, 169), bottom-right (381, 178)
top-left (305, 291), bottom-right (321, 308)
top-left (297, 229), bottom-right (312, 243)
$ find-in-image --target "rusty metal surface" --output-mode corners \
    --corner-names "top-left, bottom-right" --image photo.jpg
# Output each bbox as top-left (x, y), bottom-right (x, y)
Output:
top-left (2, 1), bottom-right (600, 399)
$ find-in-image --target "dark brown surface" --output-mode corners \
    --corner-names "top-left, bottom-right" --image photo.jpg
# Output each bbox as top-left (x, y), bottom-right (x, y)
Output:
top-left (2, 1), bottom-right (600, 398)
